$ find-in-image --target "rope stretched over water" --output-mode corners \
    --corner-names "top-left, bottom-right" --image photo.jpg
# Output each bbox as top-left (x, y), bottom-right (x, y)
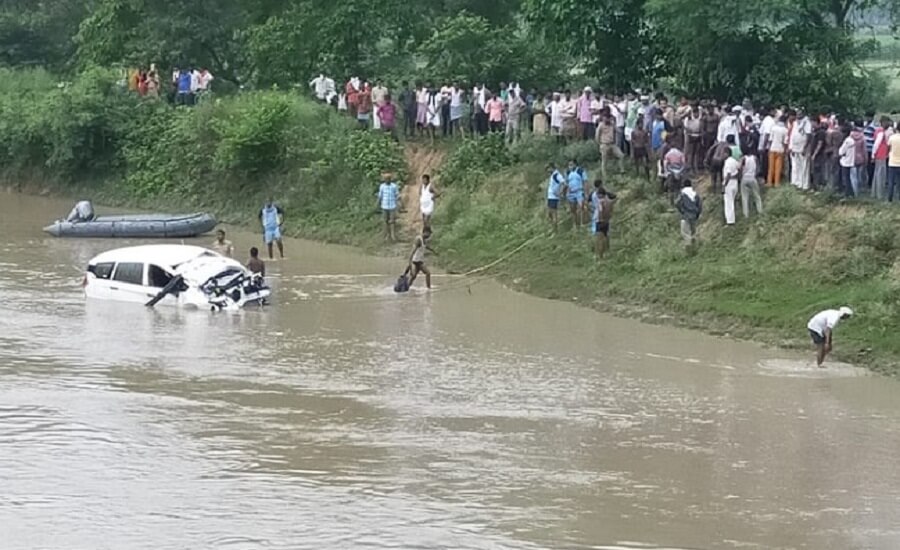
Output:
top-left (290, 233), bottom-right (543, 305)
top-left (454, 234), bottom-right (543, 278)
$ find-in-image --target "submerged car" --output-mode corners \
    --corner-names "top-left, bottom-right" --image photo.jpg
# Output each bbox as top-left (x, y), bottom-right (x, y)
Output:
top-left (84, 244), bottom-right (270, 311)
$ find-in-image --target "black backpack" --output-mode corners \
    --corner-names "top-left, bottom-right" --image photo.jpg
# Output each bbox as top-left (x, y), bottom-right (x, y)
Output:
top-left (394, 274), bottom-right (410, 293)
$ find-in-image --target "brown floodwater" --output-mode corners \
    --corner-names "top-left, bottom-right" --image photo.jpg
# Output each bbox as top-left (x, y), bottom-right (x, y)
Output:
top-left (1, 191), bottom-right (899, 550)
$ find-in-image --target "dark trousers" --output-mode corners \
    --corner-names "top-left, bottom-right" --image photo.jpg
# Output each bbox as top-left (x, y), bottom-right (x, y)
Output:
top-left (686, 135), bottom-right (702, 172)
top-left (404, 110), bottom-right (417, 136)
top-left (889, 166), bottom-right (900, 201)
top-left (489, 121), bottom-right (502, 133)
top-left (581, 122), bottom-right (595, 141)
top-left (441, 104), bottom-right (451, 136)
top-left (475, 112), bottom-right (488, 135)
top-left (840, 166), bottom-right (854, 197)
top-left (812, 155), bottom-right (829, 191)
top-left (710, 163), bottom-right (723, 192)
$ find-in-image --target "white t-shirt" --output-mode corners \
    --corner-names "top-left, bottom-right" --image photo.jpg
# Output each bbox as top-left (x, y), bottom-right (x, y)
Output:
top-left (723, 157), bottom-right (741, 183)
top-left (769, 124), bottom-right (788, 153)
top-left (450, 88), bottom-right (462, 107)
top-left (807, 309), bottom-right (843, 336)
top-left (759, 115), bottom-right (775, 149)
top-left (590, 98), bottom-right (603, 124)
top-left (839, 136), bottom-right (856, 167)
top-left (615, 101), bottom-right (627, 127)
top-left (549, 100), bottom-right (563, 128)
top-left (741, 155), bottom-right (757, 181)
top-left (190, 70), bottom-right (201, 93)
top-left (789, 121), bottom-right (809, 153)
top-left (198, 71), bottom-right (214, 91)
top-left (717, 115), bottom-right (739, 143)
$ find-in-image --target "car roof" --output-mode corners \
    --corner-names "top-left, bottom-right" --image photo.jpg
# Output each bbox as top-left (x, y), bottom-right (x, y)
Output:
top-left (89, 244), bottom-right (220, 267)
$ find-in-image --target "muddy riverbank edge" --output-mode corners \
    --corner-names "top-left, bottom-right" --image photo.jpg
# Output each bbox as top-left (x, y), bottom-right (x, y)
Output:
top-left (11, 163), bottom-right (900, 377)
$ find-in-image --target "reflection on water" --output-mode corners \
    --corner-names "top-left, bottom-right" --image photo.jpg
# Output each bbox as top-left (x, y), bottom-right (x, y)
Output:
top-left (2, 191), bottom-right (900, 550)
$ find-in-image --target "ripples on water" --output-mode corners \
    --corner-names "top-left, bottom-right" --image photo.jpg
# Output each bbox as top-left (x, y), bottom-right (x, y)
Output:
top-left (2, 195), bottom-right (900, 549)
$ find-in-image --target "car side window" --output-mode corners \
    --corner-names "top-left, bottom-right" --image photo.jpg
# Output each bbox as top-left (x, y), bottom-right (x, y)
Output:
top-left (148, 265), bottom-right (173, 288)
top-left (112, 262), bottom-right (144, 285)
top-left (90, 262), bottom-right (115, 280)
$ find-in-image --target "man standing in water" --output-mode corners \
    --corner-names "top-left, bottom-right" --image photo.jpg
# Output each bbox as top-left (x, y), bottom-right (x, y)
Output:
top-left (407, 227), bottom-right (435, 289)
top-left (247, 247), bottom-right (266, 279)
top-left (807, 307), bottom-right (854, 367)
top-left (211, 229), bottom-right (233, 257)
top-left (259, 199), bottom-right (285, 260)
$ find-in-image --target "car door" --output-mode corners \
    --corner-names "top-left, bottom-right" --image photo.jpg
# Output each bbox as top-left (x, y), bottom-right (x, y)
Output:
top-left (146, 264), bottom-right (180, 306)
top-left (108, 262), bottom-right (149, 304)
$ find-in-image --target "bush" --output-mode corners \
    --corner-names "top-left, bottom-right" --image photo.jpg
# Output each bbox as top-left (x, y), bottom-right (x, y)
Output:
top-left (559, 140), bottom-right (600, 165)
top-left (510, 134), bottom-right (558, 164)
top-left (439, 132), bottom-right (513, 188)
top-left (0, 68), bottom-right (407, 243)
top-left (844, 212), bottom-right (899, 254)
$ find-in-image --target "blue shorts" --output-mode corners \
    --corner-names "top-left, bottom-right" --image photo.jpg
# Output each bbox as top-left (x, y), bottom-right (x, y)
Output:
top-left (809, 329), bottom-right (825, 345)
top-left (567, 193), bottom-right (584, 205)
top-left (264, 227), bottom-right (282, 244)
top-left (547, 198), bottom-right (559, 209)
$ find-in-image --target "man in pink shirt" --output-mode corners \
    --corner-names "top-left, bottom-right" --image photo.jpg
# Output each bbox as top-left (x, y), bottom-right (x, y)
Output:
top-left (577, 87), bottom-right (595, 141)
top-left (486, 94), bottom-right (504, 133)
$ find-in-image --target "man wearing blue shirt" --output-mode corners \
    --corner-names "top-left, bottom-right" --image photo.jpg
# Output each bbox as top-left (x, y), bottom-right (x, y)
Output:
top-left (651, 111), bottom-right (667, 157)
top-left (546, 162), bottom-right (565, 228)
top-left (177, 68), bottom-right (193, 106)
top-left (565, 158), bottom-right (586, 228)
top-left (376, 174), bottom-right (400, 242)
top-left (259, 198), bottom-right (285, 259)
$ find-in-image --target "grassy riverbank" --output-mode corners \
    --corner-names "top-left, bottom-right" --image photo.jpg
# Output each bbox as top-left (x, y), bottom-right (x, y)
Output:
top-left (4, 69), bottom-right (900, 374)
top-left (431, 135), bottom-right (900, 375)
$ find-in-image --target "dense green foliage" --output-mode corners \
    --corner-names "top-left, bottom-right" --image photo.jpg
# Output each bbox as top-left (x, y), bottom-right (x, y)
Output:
top-left (4, 0), bottom-right (898, 113)
top-left (525, 0), bottom-right (899, 113)
top-left (0, 68), bottom-right (405, 241)
top-left (431, 135), bottom-right (900, 373)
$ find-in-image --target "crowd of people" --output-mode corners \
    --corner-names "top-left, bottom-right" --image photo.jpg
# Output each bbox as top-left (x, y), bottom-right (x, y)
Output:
top-left (124, 65), bottom-right (214, 105)
top-left (309, 74), bottom-right (900, 253)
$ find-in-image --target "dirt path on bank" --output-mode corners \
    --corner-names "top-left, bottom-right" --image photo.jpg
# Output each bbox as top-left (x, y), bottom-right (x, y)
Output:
top-left (401, 144), bottom-right (446, 236)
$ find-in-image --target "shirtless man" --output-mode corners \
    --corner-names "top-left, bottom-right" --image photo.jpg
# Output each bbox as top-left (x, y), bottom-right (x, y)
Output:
top-left (631, 115), bottom-right (651, 181)
top-left (247, 247), bottom-right (266, 279)
top-left (212, 229), bottom-right (234, 257)
top-left (407, 227), bottom-right (436, 289)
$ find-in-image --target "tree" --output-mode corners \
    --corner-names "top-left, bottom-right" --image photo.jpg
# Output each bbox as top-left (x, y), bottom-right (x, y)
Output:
top-left (75, 0), bottom-right (250, 82)
top-left (0, 0), bottom-right (85, 69)
top-left (417, 12), bottom-right (568, 88)
top-left (646, 0), bottom-right (889, 112)
top-left (523, 0), bottom-right (658, 91)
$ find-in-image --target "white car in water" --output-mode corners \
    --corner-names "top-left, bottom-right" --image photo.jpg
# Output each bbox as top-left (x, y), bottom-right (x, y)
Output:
top-left (83, 244), bottom-right (270, 311)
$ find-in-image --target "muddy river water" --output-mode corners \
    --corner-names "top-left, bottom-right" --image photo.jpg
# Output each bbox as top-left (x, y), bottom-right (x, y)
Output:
top-left (1, 191), bottom-right (899, 549)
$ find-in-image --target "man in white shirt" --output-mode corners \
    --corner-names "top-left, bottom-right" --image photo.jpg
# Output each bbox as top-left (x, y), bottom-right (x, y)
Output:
top-left (789, 111), bottom-right (812, 190)
top-left (758, 106), bottom-right (776, 178)
top-left (197, 68), bottom-right (214, 92)
top-left (190, 68), bottom-right (201, 94)
top-left (722, 136), bottom-right (741, 226)
top-left (548, 93), bottom-right (563, 143)
top-left (717, 106), bottom-right (741, 144)
top-left (371, 80), bottom-right (389, 130)
top-left (310, 73), bottom-right (329, 101)
top-left (807, 307), bottom-right (854, 367)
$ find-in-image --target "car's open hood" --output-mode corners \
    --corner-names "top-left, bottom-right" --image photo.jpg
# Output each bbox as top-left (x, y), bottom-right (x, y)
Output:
top-left (175, 255), bottom-right (247, 285)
